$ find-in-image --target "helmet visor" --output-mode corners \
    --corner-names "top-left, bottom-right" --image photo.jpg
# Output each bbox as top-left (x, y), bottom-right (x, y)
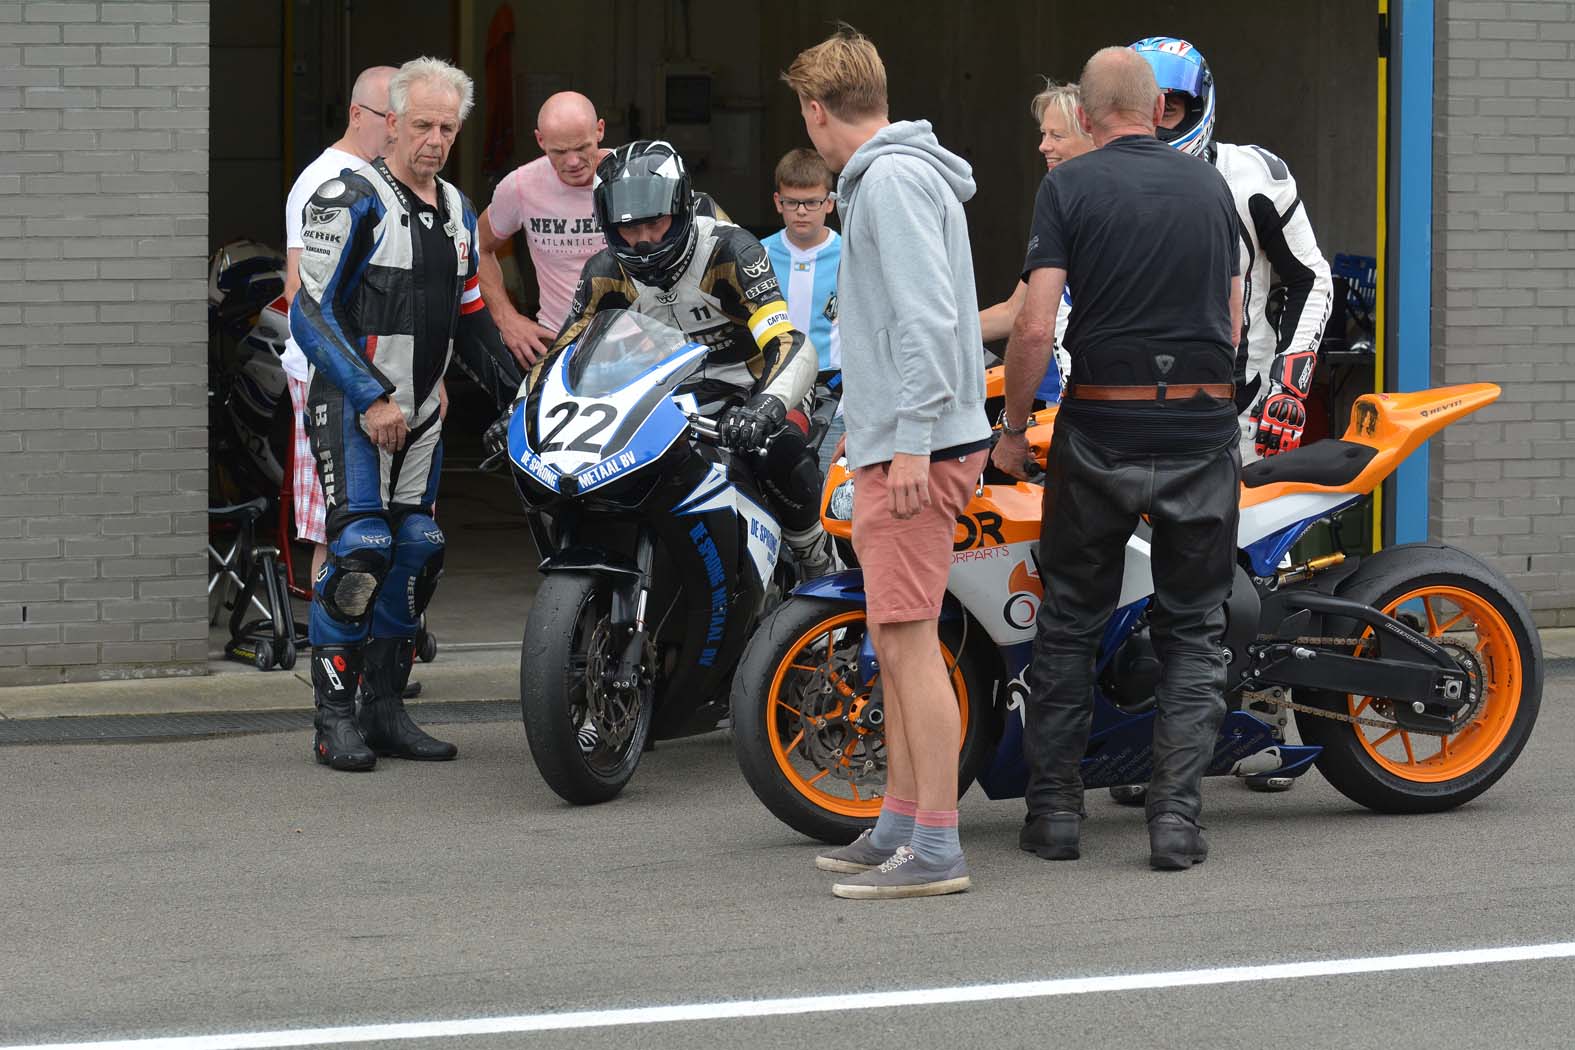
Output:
top-left (601, 176), bottom-right (685, 226)
top-left (1142, 50), bottom-right (1206, 97)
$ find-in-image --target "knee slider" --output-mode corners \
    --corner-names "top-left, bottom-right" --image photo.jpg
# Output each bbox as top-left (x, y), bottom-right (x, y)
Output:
top-left (319, 517), bottom-right (392, 626)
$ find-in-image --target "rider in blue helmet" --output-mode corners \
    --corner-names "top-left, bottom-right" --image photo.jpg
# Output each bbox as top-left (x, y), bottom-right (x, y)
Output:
top-left (1131, 35), bottom-right (1333, 469)
top-left (1130, 36), bottom-right (1217, 158)
top-left (1126, 36), bottom-right (1335, 800)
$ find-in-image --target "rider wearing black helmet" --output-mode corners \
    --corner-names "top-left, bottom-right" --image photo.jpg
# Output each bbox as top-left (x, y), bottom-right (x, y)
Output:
top-left (537, 140), bottom-right (833, 576)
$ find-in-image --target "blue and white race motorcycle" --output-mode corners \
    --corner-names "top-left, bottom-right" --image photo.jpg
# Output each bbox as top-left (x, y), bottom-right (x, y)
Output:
top-left (502, 309), bottom-right (794, 803)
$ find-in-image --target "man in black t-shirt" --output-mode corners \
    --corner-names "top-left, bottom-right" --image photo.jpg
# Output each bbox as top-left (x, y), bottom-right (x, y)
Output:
top-left (991, 47), bottom-right (1243, 872)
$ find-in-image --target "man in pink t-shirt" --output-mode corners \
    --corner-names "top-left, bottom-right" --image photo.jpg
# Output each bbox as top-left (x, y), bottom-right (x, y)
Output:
top-left (477, 91), bottom-right (611, 367)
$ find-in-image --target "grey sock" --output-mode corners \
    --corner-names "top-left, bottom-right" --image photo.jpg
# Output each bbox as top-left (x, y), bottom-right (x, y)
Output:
top-left (868, 804), bottom-right (915, 850)
top-left (910, 818), bottom-right (962, 866)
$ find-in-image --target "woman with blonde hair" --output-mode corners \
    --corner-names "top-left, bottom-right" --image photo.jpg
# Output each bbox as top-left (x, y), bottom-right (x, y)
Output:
top-left (979, 80), bottom-right (1095, 398)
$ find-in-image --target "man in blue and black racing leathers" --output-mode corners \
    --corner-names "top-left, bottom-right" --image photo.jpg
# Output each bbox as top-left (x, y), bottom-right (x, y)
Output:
top-left (291, 57), bottom-right (522, 772)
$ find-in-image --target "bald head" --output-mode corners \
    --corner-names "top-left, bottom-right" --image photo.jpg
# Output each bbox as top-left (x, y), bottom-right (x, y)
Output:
top-left (344, 65), bottom-right (398, 161)
top-left (350, 65), bottom-right (397, 110)
top-left (537, 91), bottom-right (599, 137)
top-left (535, 91), bottom-right (605, 187)
top-left (1079, 46), bottom-right (1161, 135)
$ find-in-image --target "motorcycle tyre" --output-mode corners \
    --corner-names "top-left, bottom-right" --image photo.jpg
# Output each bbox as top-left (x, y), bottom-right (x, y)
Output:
top-left (520, 572), bottom-right (653, 806)
top-left (1293, 544), bottom-right (1542, 814)
top-left (731, 597), bottom-right (999, 845)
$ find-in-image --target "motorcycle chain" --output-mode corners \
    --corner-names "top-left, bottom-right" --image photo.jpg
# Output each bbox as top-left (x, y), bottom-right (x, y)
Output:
top-left (1239, 688), bottom-right (1443, 734)
top-left (1242, 635), bottom-right (1481, 737)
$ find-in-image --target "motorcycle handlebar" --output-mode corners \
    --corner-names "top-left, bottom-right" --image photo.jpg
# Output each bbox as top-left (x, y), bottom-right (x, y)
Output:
top-left (686, 414), bottom-right (722, 444)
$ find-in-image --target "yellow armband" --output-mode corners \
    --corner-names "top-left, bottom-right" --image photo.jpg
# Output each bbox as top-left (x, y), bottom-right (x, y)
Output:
top-left (747, 300), bottom-right (794, 349)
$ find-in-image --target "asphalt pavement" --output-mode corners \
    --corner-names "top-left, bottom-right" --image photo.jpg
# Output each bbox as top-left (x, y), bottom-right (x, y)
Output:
top-left (1, 663), bottom-right (1572, 1050)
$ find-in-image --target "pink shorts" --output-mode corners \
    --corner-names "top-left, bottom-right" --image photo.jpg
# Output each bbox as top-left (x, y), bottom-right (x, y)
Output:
top-left (851, 449), bottom-right (987, 624)
top-left (287, 376), bottom-right (327, 545)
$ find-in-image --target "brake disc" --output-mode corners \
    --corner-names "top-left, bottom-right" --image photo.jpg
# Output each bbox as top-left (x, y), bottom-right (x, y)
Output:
top-left (793, 659), bottom-right (884, 788)
top-left (582, 619), bottom-right (651, 751)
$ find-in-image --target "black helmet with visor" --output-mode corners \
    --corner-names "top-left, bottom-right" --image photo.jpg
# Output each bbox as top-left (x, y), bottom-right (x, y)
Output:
top-left (593, 140), bottom-right (697, 289)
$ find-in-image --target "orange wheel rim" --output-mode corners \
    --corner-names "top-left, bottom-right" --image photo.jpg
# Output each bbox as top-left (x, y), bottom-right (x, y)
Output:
top-left (1348, 585), bottom-right (1522, 782)
top-left (765, 610), bottom-right (970, 819)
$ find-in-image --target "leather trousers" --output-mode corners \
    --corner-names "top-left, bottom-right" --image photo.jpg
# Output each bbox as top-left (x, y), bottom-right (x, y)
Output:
top-left (1023, 424), bottom-right (1241, 823)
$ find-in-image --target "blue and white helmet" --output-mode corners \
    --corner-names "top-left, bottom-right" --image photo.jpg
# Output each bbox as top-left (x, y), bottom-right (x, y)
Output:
top-left (1131, 36), bottom-right (1216, 158)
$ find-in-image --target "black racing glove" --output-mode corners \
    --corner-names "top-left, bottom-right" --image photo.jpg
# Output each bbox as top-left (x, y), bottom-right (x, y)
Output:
top-left (718, 393), bottom-right (787, 452)
top-left (480, 411), bottom-right (511, 468)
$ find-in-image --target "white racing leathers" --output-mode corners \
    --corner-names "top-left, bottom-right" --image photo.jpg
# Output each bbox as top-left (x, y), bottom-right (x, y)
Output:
top-left (1214, 142), bottom-right (1334, 462)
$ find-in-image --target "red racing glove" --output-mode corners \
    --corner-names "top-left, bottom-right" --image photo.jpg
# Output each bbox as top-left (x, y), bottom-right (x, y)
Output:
top-left (1252, 349), bottom-right (1317, 458)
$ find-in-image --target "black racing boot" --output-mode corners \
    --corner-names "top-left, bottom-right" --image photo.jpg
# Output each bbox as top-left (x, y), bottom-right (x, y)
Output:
top-left (1020, 811), bottom-right (1082, 860)
top-left (357, 637), bottom-right (457, 761)
top-left (1148, 813), bottom-right (1208, 871)
top-left (311, 646), bottom-right (376, 772)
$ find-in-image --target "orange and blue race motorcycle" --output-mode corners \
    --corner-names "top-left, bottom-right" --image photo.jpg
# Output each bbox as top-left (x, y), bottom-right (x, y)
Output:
top-left (730, 381), bottom-right (1544, 843)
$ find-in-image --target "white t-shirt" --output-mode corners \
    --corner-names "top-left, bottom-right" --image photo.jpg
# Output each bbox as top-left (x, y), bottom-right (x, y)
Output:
top-left (281, 146), bottom-right (365, 381)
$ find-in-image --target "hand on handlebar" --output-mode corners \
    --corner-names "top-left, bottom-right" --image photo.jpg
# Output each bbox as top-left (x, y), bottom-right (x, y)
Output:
top-left (718, 394), bottom-right (786, 452)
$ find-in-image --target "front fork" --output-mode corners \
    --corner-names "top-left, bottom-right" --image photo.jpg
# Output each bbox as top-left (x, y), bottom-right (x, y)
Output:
top-left (606, 526), bottom-right (655, 692)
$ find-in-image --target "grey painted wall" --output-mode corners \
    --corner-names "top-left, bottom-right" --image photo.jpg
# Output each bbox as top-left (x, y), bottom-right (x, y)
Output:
top-left (1435, 0), bottom-right (1575, 627)
top-left (0, 0), bottom-right (210, 684)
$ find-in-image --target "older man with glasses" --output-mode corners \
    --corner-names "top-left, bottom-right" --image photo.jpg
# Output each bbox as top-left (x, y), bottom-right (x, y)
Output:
top-left (281, 65), bottom-right (399, 593)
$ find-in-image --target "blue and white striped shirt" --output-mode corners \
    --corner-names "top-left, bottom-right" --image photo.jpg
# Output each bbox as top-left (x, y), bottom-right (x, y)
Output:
top-left (762, 228), bottom-right (840, 373)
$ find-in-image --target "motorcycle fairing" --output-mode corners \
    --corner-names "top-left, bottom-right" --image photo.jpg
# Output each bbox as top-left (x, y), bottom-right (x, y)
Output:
top-left (674, 461), bottom-right (782, 583)
top-left (520, 336), bottom-right (708, 494)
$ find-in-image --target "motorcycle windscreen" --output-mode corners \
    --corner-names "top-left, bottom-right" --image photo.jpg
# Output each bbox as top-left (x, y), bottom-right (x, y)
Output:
top-left (566, 309), bottom-right (695, 398)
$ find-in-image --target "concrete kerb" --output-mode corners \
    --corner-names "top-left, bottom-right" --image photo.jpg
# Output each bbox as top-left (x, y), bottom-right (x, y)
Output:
top-left (3, 630), bottom-right (1573, 723)
top-left (0, 643), bottom-right (520, 721)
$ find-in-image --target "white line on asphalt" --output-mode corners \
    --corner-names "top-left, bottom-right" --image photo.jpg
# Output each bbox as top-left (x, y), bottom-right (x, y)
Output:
top-left (9, 941), bottom-right (1575, 1050)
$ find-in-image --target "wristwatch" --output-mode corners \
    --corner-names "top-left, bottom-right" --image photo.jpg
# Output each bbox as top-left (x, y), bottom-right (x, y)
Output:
top-left (1000, 416), bottom-right (1030, 437)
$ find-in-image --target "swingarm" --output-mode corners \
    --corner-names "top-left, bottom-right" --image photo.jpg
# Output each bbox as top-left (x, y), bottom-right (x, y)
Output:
top-left (1243, 592), bottom-right (1477, 736)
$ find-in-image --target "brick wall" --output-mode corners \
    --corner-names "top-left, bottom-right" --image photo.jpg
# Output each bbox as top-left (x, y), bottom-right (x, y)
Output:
top-left (1437, 0), bottom-right (1575, 627)
top-left (0, 0), bottom-right (210, 683)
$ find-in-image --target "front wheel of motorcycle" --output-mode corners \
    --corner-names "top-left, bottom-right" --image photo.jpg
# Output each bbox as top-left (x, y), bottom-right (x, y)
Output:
top-left (730, 597), bottom-right (999, 845)
top-left (1294, 544), bottom-right (1543, 814)
top-left (520, 572), bottom-right (653, 805)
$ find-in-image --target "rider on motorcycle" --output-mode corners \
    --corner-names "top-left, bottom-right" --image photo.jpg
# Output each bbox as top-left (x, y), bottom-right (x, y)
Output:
top-left (1133, 36), bottom-right (1334, 463)
top-left (532, 140), bottom-right (833, 577)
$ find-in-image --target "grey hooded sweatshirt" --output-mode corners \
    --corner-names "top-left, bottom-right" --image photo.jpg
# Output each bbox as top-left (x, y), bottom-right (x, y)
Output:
top-left (835, 120), bottom-right (991, 470)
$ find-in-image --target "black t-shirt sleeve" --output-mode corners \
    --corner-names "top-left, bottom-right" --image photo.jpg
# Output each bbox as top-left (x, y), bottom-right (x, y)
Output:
top-left (1022, 175), bottom-right (1068, 280)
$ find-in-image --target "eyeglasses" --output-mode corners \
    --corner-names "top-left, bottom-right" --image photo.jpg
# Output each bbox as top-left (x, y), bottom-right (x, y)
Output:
top-left (356, 104), bottom-right (388, 119)
top-left (779, 195), bottom-right (832, 212)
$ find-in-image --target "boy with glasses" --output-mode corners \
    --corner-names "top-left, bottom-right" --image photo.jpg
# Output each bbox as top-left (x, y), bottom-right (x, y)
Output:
top-left (762, 148), bottom-right (843, 476)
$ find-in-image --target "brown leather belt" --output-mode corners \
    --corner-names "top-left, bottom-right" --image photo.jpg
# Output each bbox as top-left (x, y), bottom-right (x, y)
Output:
top-left (1064, 382), bottom-right (1235, 402)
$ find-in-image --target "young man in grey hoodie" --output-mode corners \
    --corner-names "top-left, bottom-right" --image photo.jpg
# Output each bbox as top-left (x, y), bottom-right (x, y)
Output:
top-left (785, 26), bottom-right (992, 900)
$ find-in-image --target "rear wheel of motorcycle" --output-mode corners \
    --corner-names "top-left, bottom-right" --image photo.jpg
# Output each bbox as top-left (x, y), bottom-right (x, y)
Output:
top-left (1294, 545), bottom-right (1542, 814)
top-left (730, 598), bottom-right (998, 845)
top-left (520, 572), bottom-right (653, 805)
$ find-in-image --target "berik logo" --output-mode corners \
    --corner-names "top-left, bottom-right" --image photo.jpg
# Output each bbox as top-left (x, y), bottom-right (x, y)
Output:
top-left (655, 290), bottom-right (678, 305)
top-left (419, 212), bottom-right (433, 229)
top-left (741, 256), bottom-right (771, 279)
top-left (307, 204), bottom-right (341, 226)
